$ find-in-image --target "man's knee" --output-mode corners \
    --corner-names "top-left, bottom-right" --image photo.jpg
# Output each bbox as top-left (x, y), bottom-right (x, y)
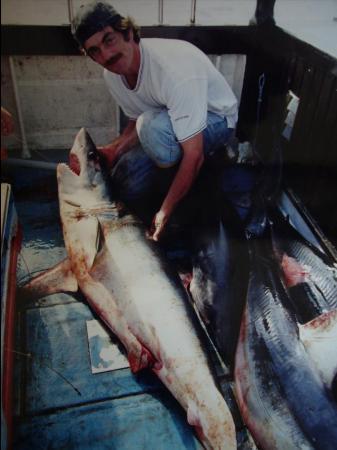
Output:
top-left (136, 110), bottom-right (181, 168)
top-left (136, 110), bottom-right (159, 145)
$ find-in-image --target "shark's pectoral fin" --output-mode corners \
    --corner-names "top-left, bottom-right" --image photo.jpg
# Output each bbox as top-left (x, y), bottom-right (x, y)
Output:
top-left (19, 258), bottom-right (78, 301)
top-left (75, 271), bottom-right (152, 373)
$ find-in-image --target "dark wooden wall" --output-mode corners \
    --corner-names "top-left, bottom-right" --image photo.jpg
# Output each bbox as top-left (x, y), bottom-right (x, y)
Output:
top-left (284, 50), bottom-right (337, 247)
top-left (261, 28), bottom-right (337, 246)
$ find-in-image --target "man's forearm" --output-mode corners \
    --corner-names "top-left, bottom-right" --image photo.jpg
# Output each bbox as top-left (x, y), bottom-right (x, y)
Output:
top-left (161, 151), bottom-right (204, 217)
top-left (147, 132), bottom-right (204, 241)
top-left (161, 133), bottom-right (204, 218)
top-left (117, 120), bottom-right (139, 154)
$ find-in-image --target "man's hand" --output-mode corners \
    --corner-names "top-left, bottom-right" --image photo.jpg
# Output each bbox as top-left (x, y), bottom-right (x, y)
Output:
top-left (98, 120), bottom-right (139, 169)
top-left (147, 209), bottom-right (169, 242)
top-left (97, 142), bottom-right (122, 169)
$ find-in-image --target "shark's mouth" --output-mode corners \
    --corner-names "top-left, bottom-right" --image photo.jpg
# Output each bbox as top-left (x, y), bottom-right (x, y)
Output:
top-left (69, 153), bottom-right (81, 176)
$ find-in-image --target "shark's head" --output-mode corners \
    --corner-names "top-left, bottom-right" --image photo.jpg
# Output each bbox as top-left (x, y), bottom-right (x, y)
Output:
top-left (69, 127), bottom-right (102, 178)
top-left (57, 128), bottom-right (110, 208)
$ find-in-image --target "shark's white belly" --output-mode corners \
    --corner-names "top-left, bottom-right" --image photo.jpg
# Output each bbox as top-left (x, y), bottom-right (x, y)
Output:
top-left (93, 223), bottom-right (236, 450)
top-left (97, 224), bottom-right (207, 367)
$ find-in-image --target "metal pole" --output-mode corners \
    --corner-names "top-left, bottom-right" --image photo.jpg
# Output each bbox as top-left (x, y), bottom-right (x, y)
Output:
top-left (158, 0), bottom-right (164, 25)
top-left (250, 0), bottom-right (276, 26)
top-left (68, 0), bottom-right (75, 33)
top-left (9, 57), bottom-right (30, 159)
top-left (190, 0), bottom-right (197, 25)
top-left (215, 56), bottom-right (221, 71)
top-left (4, 158), bottom-right (57, 171)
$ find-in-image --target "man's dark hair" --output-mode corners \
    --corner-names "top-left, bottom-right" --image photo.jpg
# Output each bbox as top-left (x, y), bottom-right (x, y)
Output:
top-left (72, 1), bottom-right (140, 48)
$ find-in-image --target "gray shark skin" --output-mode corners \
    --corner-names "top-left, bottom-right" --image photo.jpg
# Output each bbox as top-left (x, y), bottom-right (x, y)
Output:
top-left (189, 204), bottom-right (249, 369)
top-left (269, 208), bottom-right (337, 322)
top-left (22, 128), bottom-right (236, 450)
top-left (235, 234), bottom-right (337, 450)
top-left (269, 209), bottom-right (337, 390)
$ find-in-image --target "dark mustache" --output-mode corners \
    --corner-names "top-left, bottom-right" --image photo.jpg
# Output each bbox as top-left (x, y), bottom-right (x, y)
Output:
top-left (104, 53), bottom-right (122, 67)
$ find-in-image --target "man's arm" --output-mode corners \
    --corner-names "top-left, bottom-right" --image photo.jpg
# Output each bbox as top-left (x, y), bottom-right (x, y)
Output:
top-left (149, 132), bottom-right (204, 241)
top-left (98, 119), bottom-right (139, 168)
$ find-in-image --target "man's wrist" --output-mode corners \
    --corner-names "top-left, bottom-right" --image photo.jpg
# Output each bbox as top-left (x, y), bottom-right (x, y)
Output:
top-left (159, 204), bottom-right (173, 223)
top-left (116, 138), bottom-right (131, 156)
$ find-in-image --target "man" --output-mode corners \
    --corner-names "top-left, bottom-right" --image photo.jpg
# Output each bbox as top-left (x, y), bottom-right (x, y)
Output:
top-left (72, 1), bottom-right (238, 240)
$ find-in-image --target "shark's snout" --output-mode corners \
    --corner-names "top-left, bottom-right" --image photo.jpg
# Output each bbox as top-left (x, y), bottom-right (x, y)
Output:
top-left (75, 127), bottom-right (88, 147)
top-left (69, 128), bottom-right (98, 176)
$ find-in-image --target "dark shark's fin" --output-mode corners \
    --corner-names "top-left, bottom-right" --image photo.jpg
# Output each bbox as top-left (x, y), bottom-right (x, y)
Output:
top-left (19, 258), bottom-right (78, 301)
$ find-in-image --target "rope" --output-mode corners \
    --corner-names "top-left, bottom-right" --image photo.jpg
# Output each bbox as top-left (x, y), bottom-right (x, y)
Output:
top-left (252, 72), bottom-right (266, 162)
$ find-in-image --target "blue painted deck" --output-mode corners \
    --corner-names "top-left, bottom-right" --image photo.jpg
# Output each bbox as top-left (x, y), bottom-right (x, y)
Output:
top-left (3, 155), bottom-right (255, 450)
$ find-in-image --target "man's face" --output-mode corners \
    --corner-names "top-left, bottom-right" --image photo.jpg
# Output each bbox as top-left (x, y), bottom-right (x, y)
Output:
top-left (83, 26), bottom-right (135, 75)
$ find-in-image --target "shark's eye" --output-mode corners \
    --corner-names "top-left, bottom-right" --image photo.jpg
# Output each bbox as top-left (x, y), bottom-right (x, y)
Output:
top-left (88, 151), bottom-right (96, 160)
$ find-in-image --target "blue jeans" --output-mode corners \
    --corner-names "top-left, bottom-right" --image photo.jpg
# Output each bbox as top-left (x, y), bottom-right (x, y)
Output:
top-left (136, 109), bottom-right (233, 167)
top-left (110, 109), bottom-right (234, 206)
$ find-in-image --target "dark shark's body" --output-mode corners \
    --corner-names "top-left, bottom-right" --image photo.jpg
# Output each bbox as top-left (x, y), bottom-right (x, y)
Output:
top-left (235, 232), bottom-right (337, 450)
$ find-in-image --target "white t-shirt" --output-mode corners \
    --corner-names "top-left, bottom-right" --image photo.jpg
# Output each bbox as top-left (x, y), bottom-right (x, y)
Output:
top-left (103, 38), bottom-right (238, 143)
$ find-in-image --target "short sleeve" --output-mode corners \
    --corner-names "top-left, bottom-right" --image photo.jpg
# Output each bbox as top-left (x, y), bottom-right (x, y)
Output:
top-left (167, 77), bottom-right (208, 142)
top-left (119, 105), bottom-right (138, 121)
